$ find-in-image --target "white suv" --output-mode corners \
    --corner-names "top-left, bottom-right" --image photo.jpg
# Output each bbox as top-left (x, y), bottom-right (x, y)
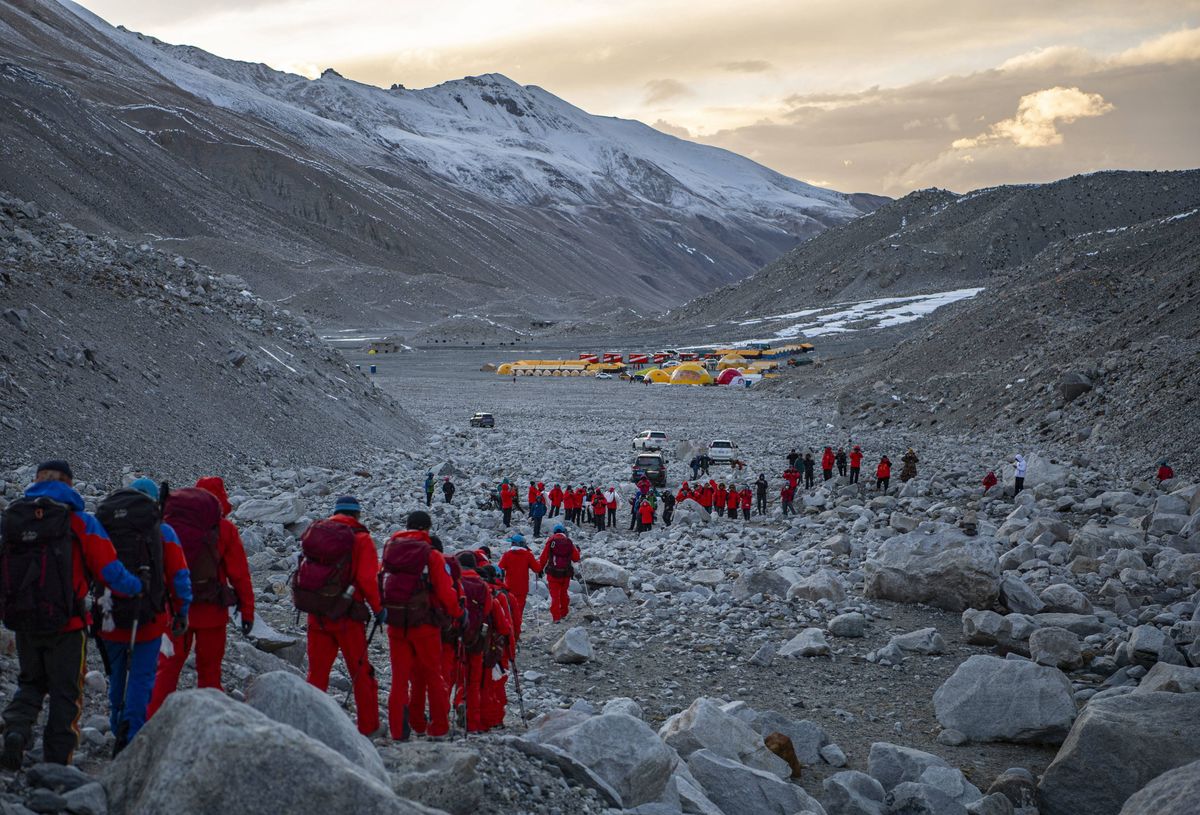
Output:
top-left (707, 439), bottom-right (738, 464)
top-left (633, 430), bottom-right (668, 451)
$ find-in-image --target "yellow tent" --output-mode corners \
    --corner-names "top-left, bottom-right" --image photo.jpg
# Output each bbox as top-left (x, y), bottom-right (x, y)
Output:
top-left (646, 368), bottom-right (671, 384)
top-left (717, 354), bottom-right (748, 370)
top-left (669, 362), bottom-right (713, 386)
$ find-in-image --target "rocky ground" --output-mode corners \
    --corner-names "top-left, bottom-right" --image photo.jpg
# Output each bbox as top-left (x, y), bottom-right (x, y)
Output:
top-left (2, 350), bottom-right (1197, 814)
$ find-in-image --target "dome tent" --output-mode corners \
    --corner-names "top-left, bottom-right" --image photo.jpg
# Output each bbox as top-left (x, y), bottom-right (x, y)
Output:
top-left (646, 368), bottom-right (671, 384)
top-left (669, 362), bottom-right (713, 386)
top-left (716, 367), bottom-right (744, 385)
top-left (717, 354), bottom-right (748, 370)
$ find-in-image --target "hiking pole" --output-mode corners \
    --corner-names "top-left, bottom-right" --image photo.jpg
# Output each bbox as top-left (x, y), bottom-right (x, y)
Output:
top-left (114, 566), bottom-right (150, 756)
top-left (511, 650), bottom-right (528, 731)
top-left (576, 564), bottom-right (594, 609)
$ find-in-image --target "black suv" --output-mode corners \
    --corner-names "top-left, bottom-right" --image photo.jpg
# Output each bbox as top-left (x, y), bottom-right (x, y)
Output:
top-left (469, 412), bottom-right (495, 428)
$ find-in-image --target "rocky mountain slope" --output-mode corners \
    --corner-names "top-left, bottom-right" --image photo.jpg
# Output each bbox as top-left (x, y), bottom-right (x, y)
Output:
top-left (0, 192), bottom-right (420, 479)
top-left (674, 170), bottom-right (1199, 325)
top-left (0, 0), bottom-right (881, 327)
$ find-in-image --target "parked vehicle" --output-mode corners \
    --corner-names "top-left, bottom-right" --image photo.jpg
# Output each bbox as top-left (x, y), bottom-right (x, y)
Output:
top-left (469, 412), bottom-right (496, 428)
top-left (632, 452), bottom-right (667, 487)
top-left (595, 372), bottom-right (614, 380)
top-left (707, 439), bottom-right (738, 464)
top-left (632, 430), bottom-right (668, 451)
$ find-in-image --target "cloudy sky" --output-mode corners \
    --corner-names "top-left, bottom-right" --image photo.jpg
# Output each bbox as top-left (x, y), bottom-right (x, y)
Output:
top-left (83, 0), bottom-right (1200, 195)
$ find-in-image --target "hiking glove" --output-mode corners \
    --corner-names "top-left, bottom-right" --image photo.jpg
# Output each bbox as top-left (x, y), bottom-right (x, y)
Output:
top-left (241, 619), bottom-right (254, 637)
top-left (374, 608), bottom-right (387, 626)
top-left (171, 614), bottom-right (188, 638)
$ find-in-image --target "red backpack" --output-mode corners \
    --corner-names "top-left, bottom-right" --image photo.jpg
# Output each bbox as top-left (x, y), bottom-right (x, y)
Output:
top-left (544, 534), bottom-right (575, 579)
top-left (459, 573), bottom-right (488, 653)
top-left (380, 531), bottom-right (433, 628)
top-left (291, 518), bottom-right (361, 620)
top-left (440, 557), bottom-right (464, 644)
top-left (164, 488), bottom-right (232, 606)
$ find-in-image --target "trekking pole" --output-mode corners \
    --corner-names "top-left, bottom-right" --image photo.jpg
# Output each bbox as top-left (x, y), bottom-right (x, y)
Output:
top-left (576, 564), bottom-right (594, 608)
top-left (511, 650), bottom-right (528, 731)
top-left (114, 566), bottom-right (150, 756)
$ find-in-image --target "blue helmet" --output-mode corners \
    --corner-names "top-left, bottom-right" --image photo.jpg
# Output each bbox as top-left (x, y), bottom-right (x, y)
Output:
top-left (552, 524), bottom-right (566, 534)
top-left (508, 533), bottom-right (526, 545)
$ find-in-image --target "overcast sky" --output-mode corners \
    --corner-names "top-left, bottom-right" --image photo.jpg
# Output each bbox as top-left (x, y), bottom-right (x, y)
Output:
top-left (82, 0), bottom-right (1200, 195)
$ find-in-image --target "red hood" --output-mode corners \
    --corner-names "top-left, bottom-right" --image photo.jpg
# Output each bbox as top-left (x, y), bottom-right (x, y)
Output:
top-left (195, 476), bottom-right (233, 516)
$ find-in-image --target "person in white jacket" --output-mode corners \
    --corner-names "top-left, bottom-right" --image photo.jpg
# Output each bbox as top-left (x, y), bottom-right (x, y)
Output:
top-left (1013, 454), bottom-right (1028, 495)
top-left (603, 485), bottom-right (619, 528)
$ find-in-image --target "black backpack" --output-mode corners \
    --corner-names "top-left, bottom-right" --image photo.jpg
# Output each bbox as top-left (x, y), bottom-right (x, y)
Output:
top-left (97, 489), bottom-right (166, 627)
top-left (0, 497), bottom-right (80, 633)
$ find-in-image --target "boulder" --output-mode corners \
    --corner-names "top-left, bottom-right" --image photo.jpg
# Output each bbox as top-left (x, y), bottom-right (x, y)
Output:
top-left (919, 766), bottom-right (983, 807)
top-left (732, 569), bottom-right (792, 601)
top-left (602, 697), bottom-right (644, 719)
top-left (786, 569), bottom-right (847, 602)
top-left (234, 494), bottom-right (306, 525)
top-left (1128, 624), bottom-right (1185, 667)
top-left (864, 528), bottom-right (999, 612)
top-left (889, 628), bottom-right (947, 655)
top-left (779, 628), bottom-right (831, 658)
top-left (1037, 691), bottom-right (1200, 815)
top-left (967, 793), bottom-right (1014, 815)
top-left (933, 655), bottom-right (1076, 744)
top-left (998, 574), bottom-right (1045, 615)
top-left (829, 612), bottom-right (867, 638)
top-left (526, 712), bottom-right (679, 808)
top-left (1118, 758), bottom-right (1200, 815)
top-left (551, 627), bottom-right (593, 664)
top-left (867, 743), bottom-right (949, 791)
top-left (658, 698), bottom-right (790, 778)
top-left (245, 671), bottom-right (387, 783)
top-left (1038, 584), bottom-right (1092, 615)
top-left (388, 742), bottom-right (482, 815)
top-left (1132, 662), bottom-right (1200, 694)
top-left (823, 770), bottom-right (885, 815)
top-left (886, 781), bottom-right (968, 815)
top-left (579, 558), bottom-right (630, 589)
top-left (1028, 627), bottom-right (1084, 671)
top-left (1070, 522), bottom-right (1143, 558)
top-left (687, 749), bottom-right (827, 815)
top-left (1059, 372), bottom-right (1092, 403)
top-left (101, 690), bottom-right (429, 815)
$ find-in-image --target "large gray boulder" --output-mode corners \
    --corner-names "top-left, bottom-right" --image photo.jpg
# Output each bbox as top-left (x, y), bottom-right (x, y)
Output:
top-left (779, 628), bottom-right (832, 658)
top-left (687, 748), bottom-right (827, 815)
top-left (1028, 627), bottom-right (1084, 671)
top-left (886, 782), bottom-right (968, 815)
top-left (1038, 691), bottom-right (1200, 815)
top-left (998, 574), bottom-right (1045, 615)
top-left (867, 743), bottom-right (949, 791)
top-left (246, 671), bottom-right (387, 784)
top-left (102, 690), bottom-right (432, 815)
top-left (732, 568), bottom-right (792, 601)
top-left (579, 557), bottom-right (630, 589)
top-left (864, 528), bottom-right (999, 611)
top-left (526, 711), bottom-right (679, 808)
top-left (1070, 521), bottom-right (1144, 558)
top-left (551, 627), bottom-right (593, 663)
top-left (387, 743), bottom-right (482, 815)
top-left (1038, 584), bottom-right (1092, 615)
top-left (823, 770), bottom-right (885, 815)
top-left (234, 494), bottom-right (306, 525)
top-left (659, 698), bottom-right (790, 778)
top-left (786, 569), bottom-right (847, 602)
top-left (933, 655), bottom-right (1076, 744)
top-left (1118, 759), bottom-right (1200, 815)
top-left (1132, 662), bottom-right (1200, 694)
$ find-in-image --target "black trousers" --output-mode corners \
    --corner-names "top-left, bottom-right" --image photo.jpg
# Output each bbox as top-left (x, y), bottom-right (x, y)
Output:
top-left (876, 477), bottom-right (890, 491)
top-left (850, 467), bottom-right (860, 483)
top-left (742, 507), bottom-right (750, 520)
top-left (607, 509), bottom-right (616, 526)
top-left (533, 517), bottom-right (543, 536)
top-left (756, 495), bottom-right (766, 515)
top-left (1014, 477), bottom-right (1025, 495)
top-left (804, 473), bottom-right (814, 488)
top-left (3, 629), bottom-right (87, 765)
top-left (502, 508), bottom-right (512, 526)
top-left (837, 463), bottom-right (847, 476)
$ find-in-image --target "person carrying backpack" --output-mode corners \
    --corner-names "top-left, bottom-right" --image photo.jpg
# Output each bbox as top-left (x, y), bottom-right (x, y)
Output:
top-left (661, 490), bottom-right (676, 526)
top-left (478, 566), bottom-right (514, 730)
top-left (442, 477), bottom-right (456, 504)
top-left (821, 447), bottom-right (835, 481)
top-left (294, 496), bottom-right (382, 737)
top-left (1013, 454), bottom-right (1027, 495)
top-left (499, 480), bottom-right (515, 527)
top-left (875, 456), bottom-right (892, 491)
top-left (498, 533), bottom-right (540, 641)
top-left (95, 478), bottom-right (192, 754)
top-left (0, 460), bottom-right (143, 769)
top-left (755, 474), bottom-right (769, 515)
top-left (781, 483), bottom-right (796, 516)
top-left (147, 476), bottom-right (254, 718)
top-left (537, 529), bottom-right (580, 622)
top-left (849, 446), bottom-right (863, 484)
top-left (835, 447), bottom-right (848, 477)
top-left (638, 497), bottom-right (655, 533)
top-left (453, 552), bottom-right (494, 733)
top-left (714, 483), bottom-right (727, 517)
top-left (1156, 460), bottom-right (1174, 483)
top-left (739, 485), bottom-right (752, 520)
top-left (529, 495), bottom-right (547, 537)
top-left (725, 486), bottom-right (739, 520)
top-left (423, 473), bottom-right (435, 507)
top-left (380, 511), bottom-right (460, 740)
top-left (410, 534), bottom-right (463, 737)
top-left (548, 485), bottom-right (564, 517)
top-left (803, 453), bottom-right (816, 489)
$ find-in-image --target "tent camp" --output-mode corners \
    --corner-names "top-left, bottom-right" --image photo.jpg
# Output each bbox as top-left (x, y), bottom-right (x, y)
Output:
top-left (669, 362), bottom-right (713, 386)
top-left (716, 367), bottom-right (744, 385)
top-left (717, 354), bottom-right (748, 371)
top-left (646, 368), bottom-right (671, 384)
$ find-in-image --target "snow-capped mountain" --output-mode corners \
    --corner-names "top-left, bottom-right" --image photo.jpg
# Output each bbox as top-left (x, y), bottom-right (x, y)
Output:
top-left (0, 0), bottom-right (883, 324)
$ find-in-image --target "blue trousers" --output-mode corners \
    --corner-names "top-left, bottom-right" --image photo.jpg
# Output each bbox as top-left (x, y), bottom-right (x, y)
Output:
top-left (104, 638), bottom-right (161, 741)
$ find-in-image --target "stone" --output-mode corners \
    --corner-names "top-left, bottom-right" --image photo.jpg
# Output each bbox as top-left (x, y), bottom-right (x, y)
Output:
top-left (933, 655), bottom-right (1076, 744)
top-left (26, 789), bottom-right (68, 813)
top-left (687, 749), bottom-right (828, 815)
top-left (503, 734), bottom-right (622, 807)
top-left (659, 698), bottom-right (789, 778)
top-left (579, 557), bottom-right (630, 589)
top-left (820, 743), bottom-right (848, 767)
top-left (732, 569), bottom-right (792, 601)
top-left (526, 712), bottom-right (679, 808)
top-left (1132, 662), bottom-right (1200, 694)
top-left (889, 628), bottom-right (947, 655)
top-left (919, 766), bottom-right (983, 807)
top-left (1070, 521), bottom-right (1144, 558)
top-left (101, 690), bottom-right (427, 815)
top-left (936, 729), bottom-right (967, 747)
top-left (779, 628), bottom-right (831, 658)
top-left (1117, 758), bottom-right (1200, 815)
top-left (387, 742), bottom-right (482, 815)
top-left (1149, 514), bottom-right (1190, 537)
top-left (886, 781), bottom-right (968, 815)
top-left (748, 642), bottom-right (776, 666)
top-left (691, 569), bottom-right (724, 587)
top-left (822, 770), bottom-right (885, 815)
top-left (1038, 584), bottom-right (1092, 615)
top-left (1037, 691), bottom-right (1200, 815)
top-left (965, 793), bottom-right (1014, 815)
top-left (786, 569), bottom-right (847, 602)
top-left (867, 743), bottom-right (949, 791)
top-left (551, 627), bottom-right (593, 663)
top-left (27, 763), bottom-right (94, 793)
top-left (1128, 624), bottom-right (1185, 667)
top-left (986, 768), bottom-right (1036, 810)
top-left (829, 612), bottom-right (867, 638)
top-left (750, 712), bottom-right (828, 766)
top-left (1059, 372), bottom-right (1092, 402)
top-left (602, 697), bottom-right (644, 719)
top-left (234, 494), bottom-right (306, 525)
top-left (62, 781), bottom-right (108, 815)
top-left (864, 528), bottom-right (999, 612)
top-left (1028, 627), bottom-right (1084, 671)
top-left (1032, 613), bottom-right (1105, 637)
top-left (890, 513), bottom-right (921, 533)
top-left (998, 574), bottom-right (1045, 615)
top-left (245, 671), bottom-right (387, 783)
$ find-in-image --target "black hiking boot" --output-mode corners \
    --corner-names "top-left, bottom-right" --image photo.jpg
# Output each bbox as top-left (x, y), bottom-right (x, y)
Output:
top-left (1, 731), bottom-right (25, 771)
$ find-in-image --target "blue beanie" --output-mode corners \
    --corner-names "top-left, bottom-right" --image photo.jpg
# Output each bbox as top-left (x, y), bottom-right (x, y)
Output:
top-left (334, 495), bottom-right (361, 513)
top-left (130, 477), bottom-right (159, 501)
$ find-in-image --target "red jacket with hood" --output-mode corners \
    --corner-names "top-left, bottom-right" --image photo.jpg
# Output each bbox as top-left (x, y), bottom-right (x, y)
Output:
top-left (192, 477), bottom-right (255, 629)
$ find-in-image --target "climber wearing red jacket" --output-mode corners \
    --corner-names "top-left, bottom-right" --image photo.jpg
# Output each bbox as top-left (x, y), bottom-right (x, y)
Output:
top-left (849, 446), bottom-right (864, 484)
top-left (548, 485), bottom-right (564, 517)
top-left (148, 476), bottom-right (254, 718)
top-left (725, 487), bottom-right (739, 519)
top-left (876, 456), bottom-right (892, 491)
top-left (537, 527), bottom-right (580, 621)
top-left (480, 572), bottom-right (515, 730)
top-left (821, 447), bottom-right (835, 481)
top-left (498, 534), bottom-right (540, 640)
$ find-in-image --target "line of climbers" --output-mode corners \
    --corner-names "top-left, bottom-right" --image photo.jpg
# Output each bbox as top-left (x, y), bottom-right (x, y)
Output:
top-left (293, 502), bottom-right (583, 740)
top-left (0, 460), bottom-right (255, 769)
